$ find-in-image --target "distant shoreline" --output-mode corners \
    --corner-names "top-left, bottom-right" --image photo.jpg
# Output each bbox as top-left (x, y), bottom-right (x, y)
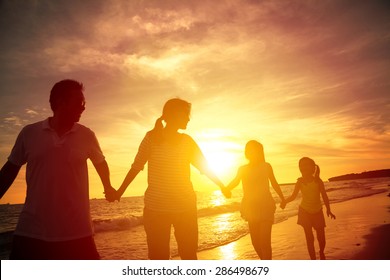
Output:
top-left (328, 169), bottom-right (390, 182)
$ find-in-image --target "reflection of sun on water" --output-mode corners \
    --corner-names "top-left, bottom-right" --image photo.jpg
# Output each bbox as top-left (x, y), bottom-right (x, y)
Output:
top-left (210, 190), bottom-right (227, 206)
top-left (219, 241), bottom-right (238, 260)
top-left (213, 213), bottom-right (234, 232)
top-left (210, 212), bottom-right (239, 259)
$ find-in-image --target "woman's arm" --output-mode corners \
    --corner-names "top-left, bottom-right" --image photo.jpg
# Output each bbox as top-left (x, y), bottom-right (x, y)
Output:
top-left (117, 168), bottom-right (141, 199)
top-left (268, 164), bottom-right (285, 204)
top-left (116, 134), bottom-right (150, 201)
top-left (190, 139), bottom-right (226, 191)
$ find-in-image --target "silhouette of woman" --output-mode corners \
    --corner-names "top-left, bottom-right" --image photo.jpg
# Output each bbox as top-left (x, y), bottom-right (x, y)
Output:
top-left (115, 98), bottom-right (226, 260)
top-left (225, 140), bottom-right (285, 259)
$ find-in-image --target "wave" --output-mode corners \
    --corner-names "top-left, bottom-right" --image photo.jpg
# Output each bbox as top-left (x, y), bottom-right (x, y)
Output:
top-left (39, 185), bottom-right (390, 235)
top-left (1, 177), bottom-right (388, 240)
top-left (197, 202), bottom-right (241, 218)
top-left (93, 215), bottom-right (143, 233)
top-left (93, 203), bottom-right (243, 233)
top-left (329, 189), bottom-right (387, 204)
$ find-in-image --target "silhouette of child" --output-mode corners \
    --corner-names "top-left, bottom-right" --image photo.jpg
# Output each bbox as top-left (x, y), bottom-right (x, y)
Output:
top-left (281, 157), bottom-right (336, 260)
top-left (226, 140), bottom-right (285, 259)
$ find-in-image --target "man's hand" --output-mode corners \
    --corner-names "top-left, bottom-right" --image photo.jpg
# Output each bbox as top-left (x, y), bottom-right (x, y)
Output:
top-left (104, 186), bottom-right (119, 202)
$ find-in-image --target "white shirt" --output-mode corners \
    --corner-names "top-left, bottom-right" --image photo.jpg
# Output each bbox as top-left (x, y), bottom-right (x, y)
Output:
top-left (8, 118), bottom-right (105, 241)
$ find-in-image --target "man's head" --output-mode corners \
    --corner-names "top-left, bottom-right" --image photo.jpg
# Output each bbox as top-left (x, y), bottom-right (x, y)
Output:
top-left (49, 79), bottom-right (86, 123)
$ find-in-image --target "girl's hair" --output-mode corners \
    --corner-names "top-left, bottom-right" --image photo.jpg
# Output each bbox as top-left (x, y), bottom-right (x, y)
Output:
top-left (151, 98), bottom-right (191, 142)
top-left (245, 140), bottom-right (265, 163)
top-left (299, 157), bottom-right (320, 178)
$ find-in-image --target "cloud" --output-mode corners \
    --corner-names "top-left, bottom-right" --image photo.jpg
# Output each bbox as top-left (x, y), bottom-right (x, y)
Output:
top-left (1, 107), bottom-right (48, 129)
top-left (3, 116), bottom-right (23, 127)
top-left (25, 109), bottom-right (39, 116)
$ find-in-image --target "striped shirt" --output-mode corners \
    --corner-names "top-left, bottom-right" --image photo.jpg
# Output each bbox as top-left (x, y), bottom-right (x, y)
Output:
top-left (132, 131), bottom-right (208, 212)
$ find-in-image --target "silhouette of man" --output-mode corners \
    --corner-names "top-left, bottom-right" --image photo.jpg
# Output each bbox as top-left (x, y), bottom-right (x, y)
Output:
top-left (0, 79), bottom-right (115, 259)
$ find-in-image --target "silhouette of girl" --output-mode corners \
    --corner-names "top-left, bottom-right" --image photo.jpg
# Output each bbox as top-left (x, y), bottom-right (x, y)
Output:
top-left (115, 98), bottom-right (226, 260)
top-left (226, 140), bottom-right (285, 259)
top-left (282, 157), bottom-right (336, 260)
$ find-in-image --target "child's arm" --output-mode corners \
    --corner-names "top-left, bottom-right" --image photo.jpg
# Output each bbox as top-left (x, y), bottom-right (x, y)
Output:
top-left (226, 168), bottom-right (242, 192)
top-left (319, 179), bottom-right (336, 219)
top-left (281, 180), bottom-right (301, 209)
top-left (268, 164), bottom-right (285, 207)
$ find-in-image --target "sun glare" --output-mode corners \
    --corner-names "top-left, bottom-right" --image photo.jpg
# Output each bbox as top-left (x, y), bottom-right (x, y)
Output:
top-left (200, 141), bottom-right (239, 177)
top-left (210, 190), bottom-right (227, 207)
top-left (207, 150), bottom-right (235, 176)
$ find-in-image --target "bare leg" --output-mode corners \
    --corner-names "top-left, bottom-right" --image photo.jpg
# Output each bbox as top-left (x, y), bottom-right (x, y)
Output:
top-left (249, 221), bottom-right (273, 260)
top-left (260, 221), bottom-right (273, 260)
top-left (248, 221), bottom-right (263, 259)
top-left (316, 228), bottom-right (326, 260)
top-left (303, 227), bottom-right (316, 260)
top-left (173, 209), bottom-right (198, 260)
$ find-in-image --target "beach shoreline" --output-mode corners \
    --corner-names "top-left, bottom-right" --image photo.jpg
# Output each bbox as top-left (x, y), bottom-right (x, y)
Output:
top-left (192, 191), bottom-right (390, 260)
top-left (1, 189), bottom-right (389, 260)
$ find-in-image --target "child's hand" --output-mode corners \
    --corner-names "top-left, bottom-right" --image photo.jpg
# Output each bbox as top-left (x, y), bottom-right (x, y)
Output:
top-left (221, 187), bottom-right (231, 199)
top-left (327, 210), bottom-right (336, 219)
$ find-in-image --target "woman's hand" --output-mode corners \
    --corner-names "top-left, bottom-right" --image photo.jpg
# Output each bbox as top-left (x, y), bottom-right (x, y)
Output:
top-left (104, 186), bottom-right (120, 202)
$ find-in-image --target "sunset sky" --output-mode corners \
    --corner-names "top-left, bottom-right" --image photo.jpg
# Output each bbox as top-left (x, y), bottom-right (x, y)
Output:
top-left (1, 0), bottom-right (389, 204)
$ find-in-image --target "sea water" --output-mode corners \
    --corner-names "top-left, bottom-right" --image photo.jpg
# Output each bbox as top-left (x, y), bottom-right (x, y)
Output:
top-left (0, 177), bottom-right (389, 259)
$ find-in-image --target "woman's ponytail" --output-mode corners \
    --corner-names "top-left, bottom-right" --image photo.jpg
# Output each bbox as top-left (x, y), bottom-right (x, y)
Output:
top-left (154, 116), bottom-right (164, 131)
top-left (151, 116), bottom-right (164, 143)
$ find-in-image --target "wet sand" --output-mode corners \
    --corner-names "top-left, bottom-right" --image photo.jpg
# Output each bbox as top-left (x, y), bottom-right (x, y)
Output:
top-left (195, 192), bottom-right (390, 260)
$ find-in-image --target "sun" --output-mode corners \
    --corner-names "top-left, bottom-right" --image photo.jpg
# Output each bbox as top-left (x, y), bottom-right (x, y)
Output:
top-left (206, 150), bottom-right (236, 176)
top-left (200, 141), bottom-right (239, 177)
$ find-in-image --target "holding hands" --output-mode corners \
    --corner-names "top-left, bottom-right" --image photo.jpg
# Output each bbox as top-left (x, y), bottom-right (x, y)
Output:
top-left (220, 186), bottom-right (232, 199)
top-left (105, 185), bottom-right (231, 202)
top-left (279, 199), bottom-right (287, 210)
top-left (104, 186), bottom-right (120, 202)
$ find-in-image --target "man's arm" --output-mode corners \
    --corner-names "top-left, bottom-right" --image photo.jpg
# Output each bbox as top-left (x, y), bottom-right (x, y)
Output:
top-left (93, 160), bottom-right (116, 201)
top-left (0, 161), bottom-right (22, 199)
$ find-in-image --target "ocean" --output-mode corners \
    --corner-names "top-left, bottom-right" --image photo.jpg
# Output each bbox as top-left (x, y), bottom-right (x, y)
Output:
top-left (0, 177), bottom-right (389, 260)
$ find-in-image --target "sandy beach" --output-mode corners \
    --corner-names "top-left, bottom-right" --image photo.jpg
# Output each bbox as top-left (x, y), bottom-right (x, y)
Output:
top-left (193, 191), bottom-right (390, 260)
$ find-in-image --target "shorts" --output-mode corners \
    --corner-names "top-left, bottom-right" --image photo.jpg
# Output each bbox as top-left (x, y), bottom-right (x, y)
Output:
top-left (10, 235), bottom-right (100, 260)
top-left (297, 207), bottom-right (326, 230)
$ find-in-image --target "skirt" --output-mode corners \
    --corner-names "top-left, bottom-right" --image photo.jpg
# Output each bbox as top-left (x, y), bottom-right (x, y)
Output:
top-left (297, 207), bottom-right (326, 230)
top-left (240, 198), bottom-right (276, 223)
